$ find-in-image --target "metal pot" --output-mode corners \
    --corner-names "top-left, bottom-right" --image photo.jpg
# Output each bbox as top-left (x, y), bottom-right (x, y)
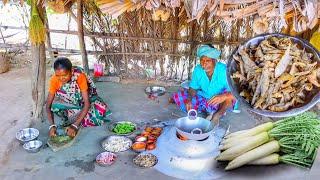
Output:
top-left (175, 110), bottom-right (214, 140)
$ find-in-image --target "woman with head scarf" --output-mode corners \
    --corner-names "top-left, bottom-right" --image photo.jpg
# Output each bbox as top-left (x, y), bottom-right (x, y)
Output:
top-left (171, 45), bottom-right (238, 124)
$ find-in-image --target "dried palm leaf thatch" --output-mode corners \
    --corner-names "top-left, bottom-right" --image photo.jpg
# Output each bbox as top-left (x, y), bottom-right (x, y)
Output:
top-left (253, 17), bottom-right (269, 34)
top-left (47, 0), bottom-right (74, 14)
top-left (29, 0), bottom-right (46, 45)
top-left (96, 0), bottom-right (135, 18)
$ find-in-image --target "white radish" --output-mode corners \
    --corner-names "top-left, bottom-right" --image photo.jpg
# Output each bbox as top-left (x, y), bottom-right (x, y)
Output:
top-left (216, 132), bottom-right (270, 161)
top-left (225, 140), bottom-right (280, 170)
top-left (219, 136), bottom-right (254, 150)
top-left (221, 135), bottom-right (253, 145)
top-left (225, 129), bottom-right (249, 139)
top-left (248, 153), bottom-right (280, 165)
top-left (223, 122), bottom-right (274, 140)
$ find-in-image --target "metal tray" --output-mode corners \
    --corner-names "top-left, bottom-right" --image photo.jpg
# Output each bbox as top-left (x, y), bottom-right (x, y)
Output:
top-left (227, 33), bottom-right (320, 118)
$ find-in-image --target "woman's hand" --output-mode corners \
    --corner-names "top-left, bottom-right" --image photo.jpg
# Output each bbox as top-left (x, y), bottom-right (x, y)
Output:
top-left (208, 93), bottom-right (233, 105)
top-left (49, 127), bottom-right (57, 138)
top-left (66, 126), bottom-right (77, 138)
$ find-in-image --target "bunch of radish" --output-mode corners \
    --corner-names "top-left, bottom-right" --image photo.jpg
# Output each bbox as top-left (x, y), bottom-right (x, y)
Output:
top-left (216, 112), bottom-right (320, 170)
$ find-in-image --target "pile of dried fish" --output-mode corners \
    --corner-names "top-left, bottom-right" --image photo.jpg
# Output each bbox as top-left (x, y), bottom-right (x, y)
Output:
top-left (133, 153), bottom-right (158, 168)
top-left (232, 36), bottom-right (320, 112)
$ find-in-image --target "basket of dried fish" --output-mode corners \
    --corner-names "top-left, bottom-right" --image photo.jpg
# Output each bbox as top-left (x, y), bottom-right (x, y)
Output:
top-left (227, 33), bottom-right (320, 117)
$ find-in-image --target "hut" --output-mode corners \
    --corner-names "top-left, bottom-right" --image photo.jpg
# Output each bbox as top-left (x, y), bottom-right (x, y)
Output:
top-left (2, 0), bottom-right (319, 119)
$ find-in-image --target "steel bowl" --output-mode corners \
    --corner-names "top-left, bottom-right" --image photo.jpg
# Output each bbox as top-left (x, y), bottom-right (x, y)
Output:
top-left (131, 142), bottom-right (147, 153)
top-left (23, 140), bottom-right (42, 153)
top-left (133, 153), bottom-right (158, 168)
top-left (95, 151), bottom-right (117, 166)
top-left (108, 121), bottom-right (137, 136)
top-left (101, 135), bottom-right (133, 153)
top-left (227, 33), bottom-right (320, 118)
top-left (145, 86), bottom-right (166, 96)
top-left (16, 128), bottom-right (39, 144)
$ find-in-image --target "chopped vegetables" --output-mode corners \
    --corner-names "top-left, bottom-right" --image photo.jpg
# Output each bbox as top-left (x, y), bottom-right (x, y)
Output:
top-left (102, 136), bottom-right (132, 152)
top-left (50, 135), bottom-right (72, 144)
top-left (96, 152), bottom-right (117, 166)
top-left (113, 122), bottom-right (136, 134)
top-left (218, 112), bottom-right (320, 170)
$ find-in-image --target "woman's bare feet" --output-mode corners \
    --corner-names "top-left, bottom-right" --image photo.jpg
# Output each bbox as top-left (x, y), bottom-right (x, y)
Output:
top-left (168, 97), bottom-right (175, 104)
top-left (211, 112), bottom-right (225, 125)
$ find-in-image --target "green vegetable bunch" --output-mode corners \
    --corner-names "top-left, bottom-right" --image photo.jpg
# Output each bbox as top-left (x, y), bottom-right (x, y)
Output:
top-left (113, 123), bottom-right (135, 134)
top-left (51, 135), bottom-right (72, 143)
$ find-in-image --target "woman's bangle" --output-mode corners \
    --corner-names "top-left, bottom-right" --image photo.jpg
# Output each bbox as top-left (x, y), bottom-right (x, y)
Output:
top-left (49, 124), bottom-right (57, 130)
top-left (71, 124), bottom-right (79, 130)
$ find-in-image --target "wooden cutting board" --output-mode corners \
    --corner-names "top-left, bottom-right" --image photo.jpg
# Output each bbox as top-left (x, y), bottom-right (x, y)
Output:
top-left (47, 128), bottom-right (81, 152)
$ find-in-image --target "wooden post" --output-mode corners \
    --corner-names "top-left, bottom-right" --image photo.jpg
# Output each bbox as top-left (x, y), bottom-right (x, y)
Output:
top-left (31, 44), bottom-right (46, 119)
top-left (76, 0), bottom-right (89, 74)
top-left (188, 21), bottom-right (197, 79)
top-left (172, 8), bottom-right (179, 79)
top-left (43, 8), bottom-right (54, 60)
top-left (31, 3), bottom-right (46, 119)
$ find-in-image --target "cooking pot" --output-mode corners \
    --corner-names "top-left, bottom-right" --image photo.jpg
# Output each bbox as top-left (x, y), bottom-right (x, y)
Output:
top-left (175, 109), bottom-right (214, 140)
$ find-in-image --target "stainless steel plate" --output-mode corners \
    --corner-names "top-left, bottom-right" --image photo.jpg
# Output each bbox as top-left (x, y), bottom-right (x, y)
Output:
top-left (101, 135), bottom-right (133, 153)
top-left (95, 151), bottom-right (117, 166)
top-left (133, 153), bottom-right (158, 168)
top-left (145, 86), bottom-right (166, 96)
top-left (108, 121), bottom-right (137, 136)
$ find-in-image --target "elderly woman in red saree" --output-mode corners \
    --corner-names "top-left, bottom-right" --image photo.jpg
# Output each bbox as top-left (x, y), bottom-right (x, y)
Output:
top-left (46, 57), bottom-right (111, 138)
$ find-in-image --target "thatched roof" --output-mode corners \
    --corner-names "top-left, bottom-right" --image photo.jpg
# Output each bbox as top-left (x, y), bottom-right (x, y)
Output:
top-left (96, 0), bottom-right (319, 26)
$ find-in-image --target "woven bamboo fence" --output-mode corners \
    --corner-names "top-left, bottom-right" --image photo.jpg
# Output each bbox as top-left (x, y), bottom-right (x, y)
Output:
top-left (83, 4), bottom-right (258, 81)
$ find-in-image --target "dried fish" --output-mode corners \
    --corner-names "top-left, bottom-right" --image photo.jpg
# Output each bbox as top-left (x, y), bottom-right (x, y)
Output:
top-left (275, 45), bottom-right (292, 78)
top-left (307, 69), bottom-right (320, 87)
top-left (232, 36), bottom-right (319, 112)
top-left (238, 48), bottom-right (258, 71)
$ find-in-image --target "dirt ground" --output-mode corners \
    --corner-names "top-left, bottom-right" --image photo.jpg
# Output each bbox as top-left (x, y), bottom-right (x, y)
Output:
top-left (0, 64), bottom-right (319, 180)
top-left (0, 66), bottom-right (32, 165)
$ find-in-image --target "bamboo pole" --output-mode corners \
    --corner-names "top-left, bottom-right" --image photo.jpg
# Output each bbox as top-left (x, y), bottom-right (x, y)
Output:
top-left (0, 25), bottom-right (194, 44)
top-left (43, 8), bottom-right (54, 60)
top-left (31, 2), bottom-right (46, 120)
top-left (0, 43), bottom-right (199, 57)
top-left (188, 20), bottom-right (197, 79)
top-left (76, 0), bottom-right (89, 74)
